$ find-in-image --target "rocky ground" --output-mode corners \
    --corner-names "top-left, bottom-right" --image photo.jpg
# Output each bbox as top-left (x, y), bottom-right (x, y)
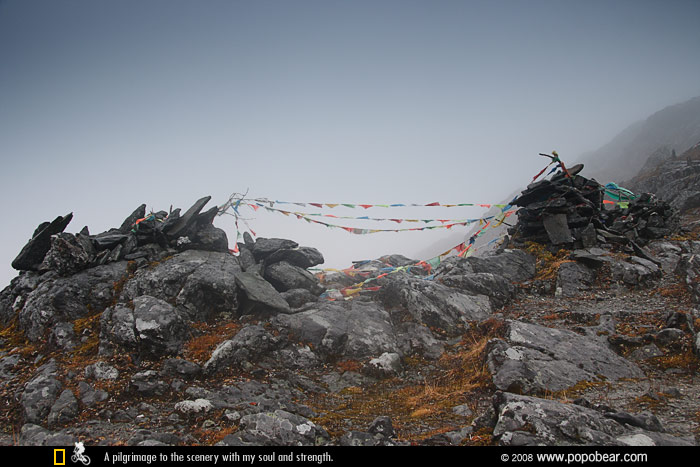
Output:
top-left (0, 185), bottom-right (699, 447)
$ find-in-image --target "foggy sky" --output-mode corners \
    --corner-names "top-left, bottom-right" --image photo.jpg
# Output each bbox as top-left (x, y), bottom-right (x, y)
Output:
top-left (2, 0), bottom-right (700, 288)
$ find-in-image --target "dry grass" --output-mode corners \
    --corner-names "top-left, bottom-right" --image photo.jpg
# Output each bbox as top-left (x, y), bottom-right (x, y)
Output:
top-left (191, 411), bottom-right (238, 445)
top-left (670, 224), bottom-right (700, 242)
top-left (0, 318), bottom-right (36, 357)
top-left (548, 378), bottom-right (611, 401)
top-left (71, 312), bottom-right (103, 359)
top-left (524, 242), bottom-right (574, 281)
top-left (308, 318), bottom-right (507, 443)
top-left (650, 347), bottom-right (700, 373)
top-left (615, 312), bottom-right (666, 338)
top-left (336, 360), bottom-right (363, 373)
top-left (655, 283), bottom-right (693, 304)
top-left (470, 427), bottom-right (495, 445)
top-left (109, 261), bottom-right (138, 305)
top-left (542, 313), bottom-right (563, 321)
top-left (183, 321), bottom-right (242, 364)
top-left (629, 389), bottom-right (681, 412)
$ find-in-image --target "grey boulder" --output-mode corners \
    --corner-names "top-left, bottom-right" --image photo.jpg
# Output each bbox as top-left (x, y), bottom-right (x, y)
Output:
top-left (47, 389), bottom-right (79, 427)
top-left (20, 361), bottom-right (62, 424)
top-left (252, 238), bottom-right (299, 261)
top-left (19, 261), bottom-right (129, 342)
top-left (436, 269), bottom-right (516, 308)
top-left (464, 249), bottom-right (537, 283)
top-left (492, 392), bottom-right (694, 446)
top-left (611, 256), bottom-right (662, 287)
top-left (555, 261), bottom-right (596, 297)
top-left (263, 261), bottom-right (324, 295)
top-left (378, 273), bottom-right (492, 335)
top-left (39, 232), bottom-right (95, 276)
top-left (122, 250), bottom-right (241, 321)
top-left (265, 247), bottom-right (325, 269)
top-left (203, 325), bottom-right (279, 374)
top-left (273, 301), bottom-right (400, 361)
top-left (100, 295), bottom-right (188, 358)
top-left (234, 271), bottom-right (291, 316)
top-left (12, 213), bottom-right (73, 271)
top-left (487, 321), bottom-right (643, 395)
top-left (226, 410), bottom-right (329, 446)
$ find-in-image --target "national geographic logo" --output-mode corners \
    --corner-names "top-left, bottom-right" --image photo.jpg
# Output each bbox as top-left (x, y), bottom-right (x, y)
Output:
top-left (54, 449), bottom-right (65, 465)
top-left (54, 443), bottom-right (91, 466)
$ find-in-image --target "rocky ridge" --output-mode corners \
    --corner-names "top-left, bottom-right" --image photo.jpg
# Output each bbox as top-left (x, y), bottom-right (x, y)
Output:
top-left (1, 170), bottom-right (699, 446)
top-left (625, 142), bottom-right (700, 214)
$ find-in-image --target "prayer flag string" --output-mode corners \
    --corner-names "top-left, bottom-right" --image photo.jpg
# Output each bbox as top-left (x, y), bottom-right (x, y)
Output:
top-left (218, 194), bottom-right (507, 213)
top-left (217, 191), bottom-right (514, 300)
top-left (226, 201), bottom-right (516, 234)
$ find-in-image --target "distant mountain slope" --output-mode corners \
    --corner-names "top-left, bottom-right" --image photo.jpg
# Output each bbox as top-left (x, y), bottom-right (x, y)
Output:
top-left (577, 96), bottom-right (700, 183)
top-left (625, 141), bottom-right (700, 213)
top-left (413, 96), bottom-right (700, 261)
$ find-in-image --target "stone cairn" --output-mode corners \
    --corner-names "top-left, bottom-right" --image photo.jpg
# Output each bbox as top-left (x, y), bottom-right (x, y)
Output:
top-left (11, 196), bottom-right (230, 276)
top-left (9, 195), bottom-right (326, 316)
top-left (510, 163), bottom-right (679, 252)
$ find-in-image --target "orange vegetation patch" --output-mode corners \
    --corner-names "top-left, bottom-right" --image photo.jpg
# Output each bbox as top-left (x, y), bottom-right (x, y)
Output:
top-left (524, 242), bottom-right (574, 281)
top-left (336, 359), bottom-right (363, 373)
top-left (400, 319), bottom-right (508, 428)
top-left (183, 321), bottom-right (242, 364)
top-left (615, 312), bottom-right (666, 337)
top-left (542, 313), bottom-right (561, 321)
top-left (71, 312), bottom-right (103, 360)
top-left (307, 318), bottom-right (507, 443)
top-left (0, 318), bottom-right (37, 357)
top-left (191, 412), bottom-right (238, 445)
top-left (655, 283), bottom-right (692, 304)
top-left (650, 348), bottom-right (700, 374)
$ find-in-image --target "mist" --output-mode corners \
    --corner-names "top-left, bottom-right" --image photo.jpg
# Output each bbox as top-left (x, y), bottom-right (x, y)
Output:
top-left (2, 0), bottom-right (700, 287)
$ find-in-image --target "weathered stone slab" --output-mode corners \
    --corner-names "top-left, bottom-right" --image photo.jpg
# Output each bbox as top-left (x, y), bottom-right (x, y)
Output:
top-left (265, 247), bottom-right (325, 269)
top-left (252, 238), bottom-right (299, 261)
top-left (12, 213), bottom-right (73, 271)
top-left (118, 204), bottom-right (147, 233)
top-left (487, 321), bottom-right (643, 395)
top-left (492, 392), bottom-right (694, 446)
top-left (273, 301), bottom-right (400, 360)
top-left (543, 213), bottom-right (574, 245)
top-left (235, 271), bottom-right (291, 315)
top-left (379, 274), bottom-right (491, 335)
top-left (166, 196), bottom-right (212, 238)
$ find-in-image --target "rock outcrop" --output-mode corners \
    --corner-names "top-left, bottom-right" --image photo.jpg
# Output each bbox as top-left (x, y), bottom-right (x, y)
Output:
top-left (0, 181), bottom-right (698, 447)
top-left (626, 142), bottom-right (700, 213)
top-left (486, 321), bottom-right (643, 395)
top-left (491, 392), bottom-right (694, 446)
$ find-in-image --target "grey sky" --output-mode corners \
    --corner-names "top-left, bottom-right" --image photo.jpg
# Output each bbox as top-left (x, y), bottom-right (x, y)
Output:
top-left (2, 0), bottom-right (700, 287)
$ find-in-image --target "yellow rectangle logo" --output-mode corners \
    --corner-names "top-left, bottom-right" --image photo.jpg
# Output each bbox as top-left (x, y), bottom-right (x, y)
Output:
top-left (54, 449), bottom-right (66, 465)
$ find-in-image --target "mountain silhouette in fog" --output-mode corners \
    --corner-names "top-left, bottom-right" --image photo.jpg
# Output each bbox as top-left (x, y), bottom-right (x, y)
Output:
top-left (578, 95), bottom-right (700, 183)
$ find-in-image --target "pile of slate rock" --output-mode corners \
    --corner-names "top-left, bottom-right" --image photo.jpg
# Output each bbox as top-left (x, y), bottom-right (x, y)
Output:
top-left (11, 196), bottom-right (228, 276)
top-left (510, 164), bottom-right (679, 251)
top-left (234, 232), bottom-right (326, 310)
